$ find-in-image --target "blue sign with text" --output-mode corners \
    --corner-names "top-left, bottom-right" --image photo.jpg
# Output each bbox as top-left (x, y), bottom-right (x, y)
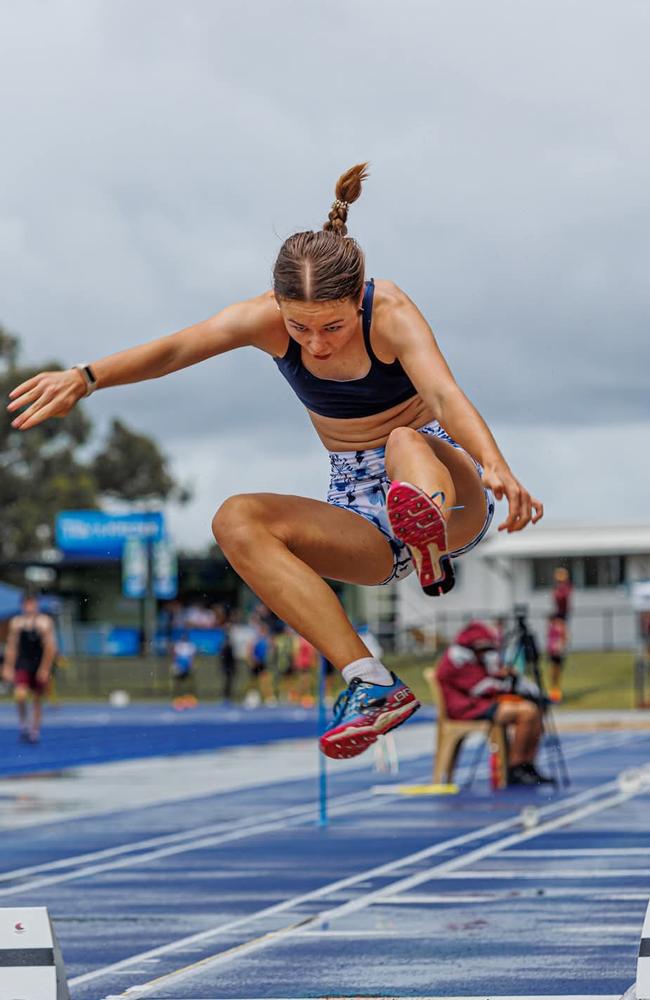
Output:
top-left (56, 511), bottom-right (165, 559)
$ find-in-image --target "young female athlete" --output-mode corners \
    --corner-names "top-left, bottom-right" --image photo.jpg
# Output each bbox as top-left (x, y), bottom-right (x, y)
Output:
top-left (7, 163), bottom-right (543, 760)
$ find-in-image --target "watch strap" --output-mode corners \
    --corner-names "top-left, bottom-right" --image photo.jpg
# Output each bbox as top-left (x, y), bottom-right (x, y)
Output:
top-left (73, 363), bottom-right (98, 396)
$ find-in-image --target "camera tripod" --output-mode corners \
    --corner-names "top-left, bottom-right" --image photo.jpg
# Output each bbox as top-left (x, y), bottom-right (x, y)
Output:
top-left (501, 604), bottom-right (571, 788)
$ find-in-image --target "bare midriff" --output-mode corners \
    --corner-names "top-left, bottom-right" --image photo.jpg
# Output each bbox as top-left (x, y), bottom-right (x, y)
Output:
top-left (308, 393), bottom-right (435, 452)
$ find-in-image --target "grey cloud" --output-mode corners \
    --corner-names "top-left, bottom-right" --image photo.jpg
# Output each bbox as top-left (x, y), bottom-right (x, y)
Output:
top-left (1, 0), bottom-right (649, 455)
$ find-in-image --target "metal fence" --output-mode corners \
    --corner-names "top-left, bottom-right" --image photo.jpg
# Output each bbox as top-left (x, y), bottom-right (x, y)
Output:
top-left (383, 606), bottom-right (641, 655)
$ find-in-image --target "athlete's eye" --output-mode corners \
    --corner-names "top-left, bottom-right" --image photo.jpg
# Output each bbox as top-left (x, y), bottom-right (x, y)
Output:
top-left (324, 326), bottom-right (342, 333)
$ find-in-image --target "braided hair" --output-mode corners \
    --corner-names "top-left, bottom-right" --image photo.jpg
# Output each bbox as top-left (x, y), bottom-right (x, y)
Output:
top-left (273, 163), bottom-right (369, 302)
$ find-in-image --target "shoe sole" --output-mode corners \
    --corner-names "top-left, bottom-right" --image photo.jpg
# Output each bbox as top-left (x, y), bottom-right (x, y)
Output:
top-left (387, 482), bottom-right (455, 596)
top-left (319, 698), bottom-right (420, 760)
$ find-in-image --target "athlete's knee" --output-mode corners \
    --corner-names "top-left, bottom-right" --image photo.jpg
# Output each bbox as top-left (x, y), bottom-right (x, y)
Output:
top-left (212, 495), bottom-right (275, 556)
top-left (213, 495), bottom-right (255, 545)
top-left (385, 426), bottom-right (423, 473)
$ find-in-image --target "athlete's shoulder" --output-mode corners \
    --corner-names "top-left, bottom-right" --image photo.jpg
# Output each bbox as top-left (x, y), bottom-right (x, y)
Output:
top-left (372, 280), bottom-right (431, 350)
top-left (223, 291), bottom-right (286, 356)
top-left (373, 279), bottom-right (421, 321)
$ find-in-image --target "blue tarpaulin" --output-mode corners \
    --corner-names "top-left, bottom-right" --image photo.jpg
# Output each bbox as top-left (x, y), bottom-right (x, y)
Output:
top-left (0, 582), bottom-right (60, 620)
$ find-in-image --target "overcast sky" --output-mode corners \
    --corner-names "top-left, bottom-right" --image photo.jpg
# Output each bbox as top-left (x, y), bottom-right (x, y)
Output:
top-left (1, 0), bottom-right (648, 550)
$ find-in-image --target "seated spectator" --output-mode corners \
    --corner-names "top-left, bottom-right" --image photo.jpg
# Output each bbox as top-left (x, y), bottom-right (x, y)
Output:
top-left (436, 621), bottom-right (553, 786)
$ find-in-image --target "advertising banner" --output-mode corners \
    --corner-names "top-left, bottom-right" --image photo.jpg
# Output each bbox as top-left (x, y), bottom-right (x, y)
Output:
top-left (122, 538), bottom-right (148, 599)
top-left (153, 539), bottom-right (178, 600)
top-left (56, 511), bottom-right (164, 559)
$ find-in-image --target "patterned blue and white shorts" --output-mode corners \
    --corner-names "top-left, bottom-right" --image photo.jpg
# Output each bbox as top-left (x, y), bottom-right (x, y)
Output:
top-left (326, 420), bottom-right (495, 586)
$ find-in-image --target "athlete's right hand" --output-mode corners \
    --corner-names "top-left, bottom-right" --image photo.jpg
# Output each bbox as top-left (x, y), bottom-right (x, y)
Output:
top-left (7, 369), bottom-right (87, 430)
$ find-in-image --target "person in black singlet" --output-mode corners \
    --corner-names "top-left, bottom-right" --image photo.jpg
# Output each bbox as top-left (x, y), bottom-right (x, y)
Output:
top-left (7, 163), bottom-right (543, 762)
top-left (2, 594), bottom-right (57, 743)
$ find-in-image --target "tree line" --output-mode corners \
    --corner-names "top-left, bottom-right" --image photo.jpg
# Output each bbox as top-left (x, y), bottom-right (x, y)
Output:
top-left (0, 325), bottom-right (188, 564)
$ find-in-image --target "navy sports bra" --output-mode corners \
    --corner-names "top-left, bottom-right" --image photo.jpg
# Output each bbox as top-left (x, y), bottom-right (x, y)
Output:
top-left (273, 279), bottom-right (417, 419)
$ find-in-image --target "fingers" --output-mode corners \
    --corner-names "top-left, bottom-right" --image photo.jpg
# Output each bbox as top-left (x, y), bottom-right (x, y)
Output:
top-left (8, 375), bottom-right (40, 400)
top-left (7, 385), bottom-right (43, 413)
top-left (531, 497), bottom-right (544, 523)
top-left (7, 371), bottom-right (81, 429)
top-left (497, 480), bottom-right (536, 533)
top-left (13, 397), bottom-right (63, 430)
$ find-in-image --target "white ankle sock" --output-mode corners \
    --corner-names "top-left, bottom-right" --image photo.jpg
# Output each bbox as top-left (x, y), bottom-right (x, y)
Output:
top-left (342, 657), bottom-right (393, 686)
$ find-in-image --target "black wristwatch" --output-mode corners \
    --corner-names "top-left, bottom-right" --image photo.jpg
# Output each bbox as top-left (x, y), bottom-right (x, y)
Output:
top-left (73, 363), bottom-right (98, 396)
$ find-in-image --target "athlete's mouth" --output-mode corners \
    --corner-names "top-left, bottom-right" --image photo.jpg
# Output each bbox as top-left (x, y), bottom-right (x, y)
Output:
top-left (312, 352), bottom-right (331, 360)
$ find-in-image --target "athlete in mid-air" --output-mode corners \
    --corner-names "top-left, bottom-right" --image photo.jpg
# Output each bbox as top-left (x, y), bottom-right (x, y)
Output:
top-left (7, 163), bottom-right (543, 759)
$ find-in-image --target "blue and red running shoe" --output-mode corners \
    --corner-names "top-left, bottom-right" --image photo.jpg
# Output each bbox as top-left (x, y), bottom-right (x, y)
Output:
top-left (387, 481), bottom-right (455, 596)
top-left (319, 673), bottom-right (420, 759)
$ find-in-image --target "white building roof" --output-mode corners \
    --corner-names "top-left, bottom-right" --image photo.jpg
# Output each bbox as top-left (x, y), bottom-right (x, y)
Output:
top-left (478, 523), bottom-right (650, 559)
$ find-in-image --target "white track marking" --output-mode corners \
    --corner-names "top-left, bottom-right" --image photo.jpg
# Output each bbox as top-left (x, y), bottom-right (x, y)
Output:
top-left (503, 848), bottom-right (650, 856)
top-left (116, 781), bottom-right (650, 996)
top-left (312, 783), bottom-right (649, 927)
top-left (433, 869), bottom-right (650, 879)
top-left (89, 771), bottom-right (642, 996)
top-left (0, 796), bottom-right (358, 884)
top-left (1, 728), bottom-right (641, 889)
top-left (0, 776), bottom-right (433, 901)
top-left (105, 995), bottom-right (621, 1000)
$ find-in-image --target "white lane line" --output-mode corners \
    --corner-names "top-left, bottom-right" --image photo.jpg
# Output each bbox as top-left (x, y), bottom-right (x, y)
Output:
top-left (92, 772), bottom-right (638, 996)
top-left (502, 848), bottom-right (650, 857)
top-left (0, 776), bottom-right (430, 901)
top-left (313, 782), bottom-right (649, 927)
top-left (73, 735), bottom-right (644, 993)
top-left (105, 995), bottom-right (621, 1000)
top-left (382, 890), bottom-right (650, 903)
top-left (2, 727), bottom-right (640, 888)
top-left (432, 869), bottom-right (650, 879)
top-left (0, 784), bottom-right (383, 892)
top-left (115, 769), bottom-right (650, 996)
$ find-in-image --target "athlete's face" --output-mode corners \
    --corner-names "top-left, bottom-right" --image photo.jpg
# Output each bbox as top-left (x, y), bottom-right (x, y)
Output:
top-left (277, 296), bottom-right (363, 360)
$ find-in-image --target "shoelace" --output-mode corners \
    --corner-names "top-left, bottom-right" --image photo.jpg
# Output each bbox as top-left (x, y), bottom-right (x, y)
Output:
top-left (331, 677), bottom-right (363, 725)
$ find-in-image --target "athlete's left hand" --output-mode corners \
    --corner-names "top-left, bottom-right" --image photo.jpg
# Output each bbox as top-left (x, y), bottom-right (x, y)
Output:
top-left (36, 668), bottom-right (50, 687)
top-left (481, 463), bottom-right (544, 532)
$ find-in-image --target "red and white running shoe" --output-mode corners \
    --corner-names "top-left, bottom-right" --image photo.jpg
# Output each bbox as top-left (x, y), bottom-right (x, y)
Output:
top-left (320, 673), bottom-right (420, 760)
top-left (387, 481), bottom-right (455, 596)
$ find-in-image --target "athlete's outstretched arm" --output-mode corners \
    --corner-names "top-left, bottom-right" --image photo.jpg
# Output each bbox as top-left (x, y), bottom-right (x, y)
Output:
top-left (7, 296), bottom-right (272, 431)
top-left (385, 283), bottom-right (543, 533)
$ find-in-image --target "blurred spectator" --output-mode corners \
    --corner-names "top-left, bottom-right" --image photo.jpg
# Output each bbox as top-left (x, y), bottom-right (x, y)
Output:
top-left (245, 622), bottom-right (274, 706)
top-left (553, 567), bottom-right (573, 621)
top-left (1, 593), bottom-right (57, 743)
top-left (436, 621), bottom-right (553, 786)
top-left (546, 615), bottom-right (568, 703)
top-left (185, 604), bottom-right (217, 629)
top-left (171, 631), bottom-right (197, 705)
top-left (289, 633), bottom-right (317, 707)
top-left (219, 625), bottom-right (237, 702)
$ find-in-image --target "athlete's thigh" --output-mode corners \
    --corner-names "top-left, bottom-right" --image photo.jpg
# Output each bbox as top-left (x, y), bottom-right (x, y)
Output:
top-left (240, 492), bottom-right (395, 586)
top-left (422, 436), bottom-right (488, 551)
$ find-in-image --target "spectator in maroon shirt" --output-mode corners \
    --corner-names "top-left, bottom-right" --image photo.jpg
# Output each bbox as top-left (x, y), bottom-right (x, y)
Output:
top-left (436, 621), bottom-right (553, 786)
top-left (553, 567), bottom-right (573, 621)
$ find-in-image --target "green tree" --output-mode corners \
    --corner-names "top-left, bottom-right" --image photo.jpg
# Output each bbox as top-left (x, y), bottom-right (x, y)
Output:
top-left (0, 332), bottom-right (188, 563)
top-left (92, 419), bottom-right (185, 503)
